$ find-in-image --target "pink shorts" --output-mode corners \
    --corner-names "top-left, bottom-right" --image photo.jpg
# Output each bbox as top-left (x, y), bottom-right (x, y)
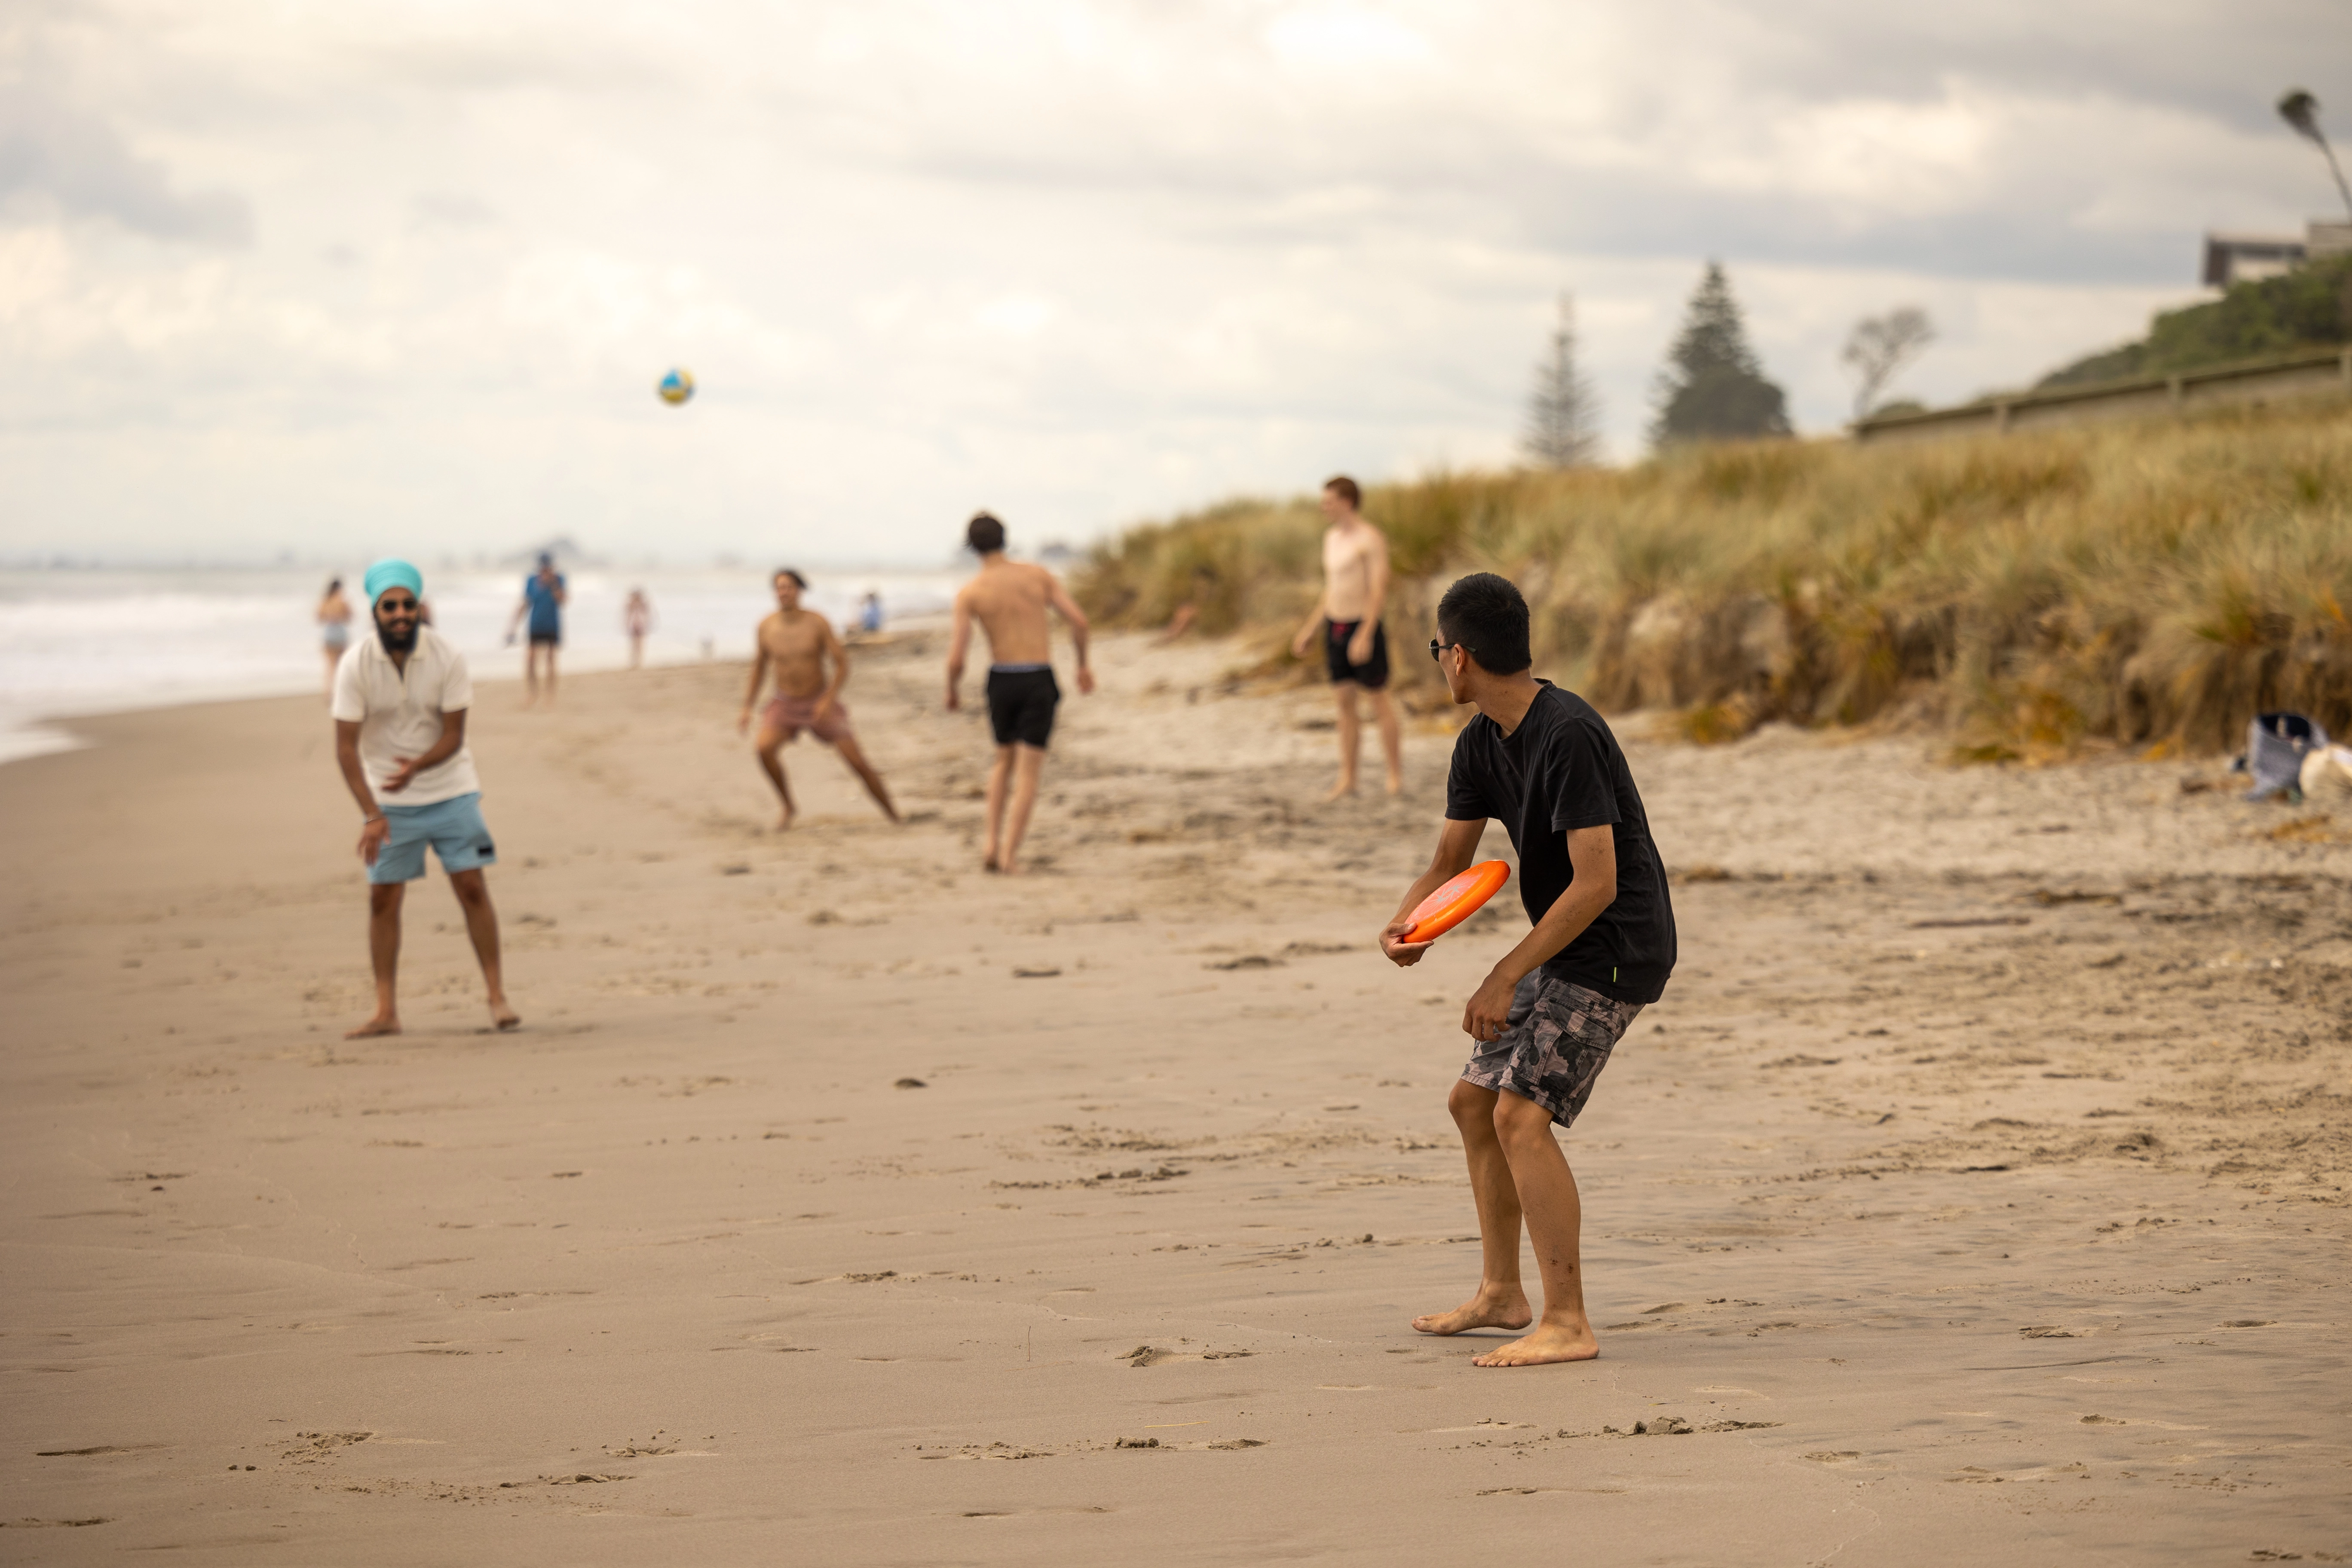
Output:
top-left (761, 693), bottom-right (852, 744)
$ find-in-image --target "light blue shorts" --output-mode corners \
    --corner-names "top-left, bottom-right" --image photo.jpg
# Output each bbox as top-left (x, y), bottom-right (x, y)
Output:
top-left (370, 792), bottom-right (497, 885)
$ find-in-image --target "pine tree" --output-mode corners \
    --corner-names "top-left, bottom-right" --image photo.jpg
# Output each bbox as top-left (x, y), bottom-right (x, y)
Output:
top-left (1650, 262), bottom-right (1791, 446)
top-left (1522, 292), bottom-right (1601, 468)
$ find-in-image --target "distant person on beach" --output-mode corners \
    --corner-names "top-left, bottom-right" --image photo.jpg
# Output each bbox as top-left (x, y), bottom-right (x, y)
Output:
top-left (858, 591), bottom-right (884, 635)
top-left (624, 588), bottom-right (655, 669)
top-left (738, 569), bottom-right (900, 830)
top-left (317, 577), bottom-right (353, 697)
top-left (1290, 475), bottom-right (1402, 799)
top-left (332, 559), bottom-right (519, 1039)
top-left (504, 552), bottom-right (567, 708)
top-left (1381, 572), bottom-right (1673, 1368)
top-left (946, 512), bottom-right (1094, 874)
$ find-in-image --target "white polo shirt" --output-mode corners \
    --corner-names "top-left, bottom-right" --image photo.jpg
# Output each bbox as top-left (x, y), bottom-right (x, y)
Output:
top-left (330, 626), bottom-right (482, 807)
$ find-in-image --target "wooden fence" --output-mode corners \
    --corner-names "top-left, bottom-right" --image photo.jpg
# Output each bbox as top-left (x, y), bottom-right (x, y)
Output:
top-left (1853, 344), bottom-right (2352, 444)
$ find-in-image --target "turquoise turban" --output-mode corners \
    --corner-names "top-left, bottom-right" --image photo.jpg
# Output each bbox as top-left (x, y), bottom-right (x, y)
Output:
top-left (363, 558), bottom-right (424, 606)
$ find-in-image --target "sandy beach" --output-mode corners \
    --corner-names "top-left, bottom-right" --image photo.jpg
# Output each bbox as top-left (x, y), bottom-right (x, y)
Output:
top-left (3, 630), bottom-right (2346, 1564)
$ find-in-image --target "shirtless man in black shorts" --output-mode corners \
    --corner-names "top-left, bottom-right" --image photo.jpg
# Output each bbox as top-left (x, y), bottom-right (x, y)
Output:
top-left (1290, 475), bottom-right (1403, 799)
top-left (944, 513), bottom-right (1094, 874)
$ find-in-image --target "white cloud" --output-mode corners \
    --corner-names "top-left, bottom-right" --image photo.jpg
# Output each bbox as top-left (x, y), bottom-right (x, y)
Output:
top-left (0, 89), bottom-right (253, 245)
top-left (1263, 5), bottom-right (1436, 74)
top-left (0, 0), bottom-right (2343, 562)
top-left (972, 292), bottom-right (1058, 337)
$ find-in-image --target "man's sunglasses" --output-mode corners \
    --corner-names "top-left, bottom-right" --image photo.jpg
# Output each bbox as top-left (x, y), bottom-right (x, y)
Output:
top-left (1428, 639), bottom-right (1461, 663)
top-left (379, 594), bottom-right (419, 613)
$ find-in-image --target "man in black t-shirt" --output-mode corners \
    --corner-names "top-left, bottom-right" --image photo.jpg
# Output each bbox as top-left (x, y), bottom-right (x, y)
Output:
top-left (1379, 572), bottom-right (1675, 1369)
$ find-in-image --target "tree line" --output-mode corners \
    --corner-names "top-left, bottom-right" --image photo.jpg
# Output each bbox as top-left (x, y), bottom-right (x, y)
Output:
top-left (1522, 263), bottom-right (1933, 466)
top-left (1524, 87), bottom-right (2352, 462)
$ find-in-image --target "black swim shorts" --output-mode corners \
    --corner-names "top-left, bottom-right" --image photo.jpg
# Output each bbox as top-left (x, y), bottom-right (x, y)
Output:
top-left (986, 666), bottom-right (1059, 748)
top-left (1458, 973), bottom-right (1643, 1129)
top-left (1323, 618), bottom-right (1389, 688)
top-left (528, 631), bottom-right (560, 648)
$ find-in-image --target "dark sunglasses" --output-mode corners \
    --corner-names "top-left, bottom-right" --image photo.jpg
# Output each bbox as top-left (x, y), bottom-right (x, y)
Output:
top-left (1428, 639), bottom-right (1461, 663)
top-left (378, 594), bottom-right (419, 613)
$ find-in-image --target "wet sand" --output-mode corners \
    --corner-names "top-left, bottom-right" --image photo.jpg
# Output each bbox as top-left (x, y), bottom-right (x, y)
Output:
top-left (2, 631), bottom-right (2346, 1563)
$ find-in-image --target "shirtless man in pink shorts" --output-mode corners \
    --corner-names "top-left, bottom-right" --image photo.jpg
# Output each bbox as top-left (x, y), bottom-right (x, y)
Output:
top-left (738, 569), bottom-right (900, 829)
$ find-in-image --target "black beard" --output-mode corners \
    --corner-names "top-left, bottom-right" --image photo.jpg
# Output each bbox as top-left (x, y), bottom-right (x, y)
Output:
top-left (377, 618), bottom-right (419, 653)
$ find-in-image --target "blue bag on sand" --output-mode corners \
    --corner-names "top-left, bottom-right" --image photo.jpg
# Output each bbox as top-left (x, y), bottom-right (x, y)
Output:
top-left (2244, 712), bottom-right (2327, 802)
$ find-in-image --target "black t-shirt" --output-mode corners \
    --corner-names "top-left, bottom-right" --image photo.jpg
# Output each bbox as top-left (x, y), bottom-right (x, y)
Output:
top-left (1444, 681), bottom-right (1676, 1004)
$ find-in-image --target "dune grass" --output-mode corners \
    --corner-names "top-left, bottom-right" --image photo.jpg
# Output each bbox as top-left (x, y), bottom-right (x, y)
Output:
top-left (1072, 401), bottom-right (2352, 756)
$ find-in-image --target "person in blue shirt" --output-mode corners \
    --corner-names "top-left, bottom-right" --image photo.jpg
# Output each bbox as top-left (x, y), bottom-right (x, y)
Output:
top-left (504, 552), bottom-right (568, 709)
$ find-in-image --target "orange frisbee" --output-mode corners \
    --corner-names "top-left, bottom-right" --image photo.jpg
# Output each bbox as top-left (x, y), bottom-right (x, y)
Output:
top-left (1401, 860), bottom-right (1511, 943)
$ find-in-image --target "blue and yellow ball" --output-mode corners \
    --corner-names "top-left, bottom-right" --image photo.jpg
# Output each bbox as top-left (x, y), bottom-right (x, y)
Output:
top-left (657, 368), bottom-right (695, 406)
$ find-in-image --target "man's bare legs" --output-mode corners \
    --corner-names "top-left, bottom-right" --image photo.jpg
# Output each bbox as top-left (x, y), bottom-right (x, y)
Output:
top-left (1412, 1080), bottom-right (1533, 1334)
top-left (1413, 1082), bottom-right (1599, 1367)
top-left (522, 644), bottom-right (558, 709)
top-left (347, 873), bottom-right (517, 1036)
top-left (753, 726), bottom-right (798, 830)
top-left (1474, 1090), bottom-right (1597, 1365)
top-left (1323, 684), bottom-right (1406, 802)
top-left (348, 882), bottom-right (405, 1038)
top-left (831, 734), bottom-right (901, 822)
top-left (983, 743), bottom-right (1045, 873)
top-left (1372, 687), bottom-right (1403, 795)
top-left (1323, 684), bottom-right (1361, 802)
top-left (449, 868), bottom-right (520, 1030)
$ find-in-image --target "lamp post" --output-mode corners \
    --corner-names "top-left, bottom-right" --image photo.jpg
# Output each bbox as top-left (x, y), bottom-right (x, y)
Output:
top-left (2278, 89), bottom-right (2352, 223)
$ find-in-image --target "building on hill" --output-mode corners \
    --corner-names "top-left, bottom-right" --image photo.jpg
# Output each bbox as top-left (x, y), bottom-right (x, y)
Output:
top-left (1855, 238), bottom-right (2352, 445)
top-left (2203, 232), bottom-right (2306, 288)
top-left (2201, 219), bottom-right (2351, 288)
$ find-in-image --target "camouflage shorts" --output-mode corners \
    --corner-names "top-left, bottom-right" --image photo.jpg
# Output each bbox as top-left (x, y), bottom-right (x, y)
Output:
top-left (1459, 973), bottom-right (1643, 1129)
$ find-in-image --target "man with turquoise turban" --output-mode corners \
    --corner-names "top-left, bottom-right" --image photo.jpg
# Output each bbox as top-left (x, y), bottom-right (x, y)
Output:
top-left (329, 559), bottom-right (520, 1036)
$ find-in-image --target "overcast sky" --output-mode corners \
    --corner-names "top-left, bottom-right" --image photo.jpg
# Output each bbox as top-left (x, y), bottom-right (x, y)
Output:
top-left (3, 0), bottom-right (2346, 565)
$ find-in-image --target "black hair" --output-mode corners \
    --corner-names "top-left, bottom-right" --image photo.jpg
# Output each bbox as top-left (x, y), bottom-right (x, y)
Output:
top-left (774, 567), bottom-right (808, 588)
top-left (966, 512), bottom-right (1007, 554)
top-left (1436, 572), bottom-right (1532, 675)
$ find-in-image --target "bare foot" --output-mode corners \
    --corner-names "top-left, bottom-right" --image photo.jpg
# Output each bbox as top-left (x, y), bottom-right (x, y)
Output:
top-left (345, 1014), bottom-right (402, 1039)
top-left (773, 807), bottom-right (796, 831)
top-left (1472, 1321), bottom-right (1599, 1368)
top-left (1384, 770), bottom-right (1405, 797)
top-left (1321, 778), bottom-right (1357, 803)
top-left (1412, 1289), bottom-right (1531, 1336)
top-left (490, 999), bottom-right (521, 1032)
top-left (983, 853), bottom-right (1000, 873)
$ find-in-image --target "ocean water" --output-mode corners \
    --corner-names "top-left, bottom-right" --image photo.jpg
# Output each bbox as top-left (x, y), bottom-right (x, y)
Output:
top-left (0, 566), bottom-right (962, 766)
